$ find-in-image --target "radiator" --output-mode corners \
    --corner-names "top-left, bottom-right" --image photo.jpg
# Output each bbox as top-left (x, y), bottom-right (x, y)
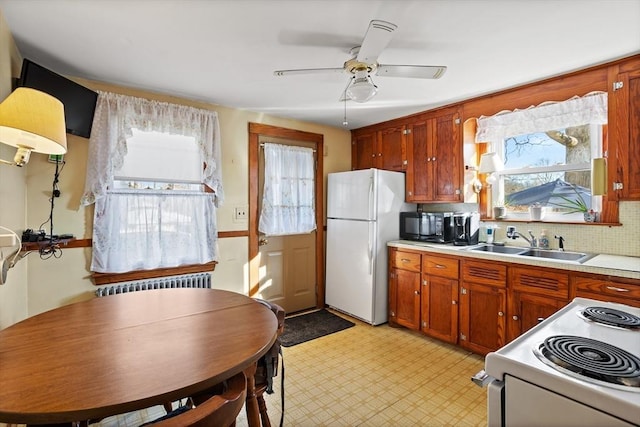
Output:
top-left (95, 272), bottom-right (212, 297)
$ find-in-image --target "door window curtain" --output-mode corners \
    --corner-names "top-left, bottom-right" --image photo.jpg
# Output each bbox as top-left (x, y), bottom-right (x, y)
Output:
top-left (259, 143), bottom-right (316, 236)
top-left (475, 91), bottom-right (607, 143)
top-left (82, 91), bottom-right (223, 273)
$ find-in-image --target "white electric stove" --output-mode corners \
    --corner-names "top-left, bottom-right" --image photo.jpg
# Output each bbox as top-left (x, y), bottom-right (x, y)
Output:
top-left (479, 297), bottom-right (640, 427)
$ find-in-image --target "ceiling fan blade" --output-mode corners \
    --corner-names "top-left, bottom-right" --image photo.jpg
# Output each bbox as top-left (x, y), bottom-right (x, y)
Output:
top-left (376, 64), bottom-right (447, 79)
top-left (274, 68), bottom-right (345, 77)
top-left (356, 20), bottom-right (397, 64)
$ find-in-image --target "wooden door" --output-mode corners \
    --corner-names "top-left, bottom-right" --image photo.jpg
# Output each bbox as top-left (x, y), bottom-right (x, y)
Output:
top-left (431, 109), bottom-right (463, 202)
top-left (257, 140), bottom-right (317, 313)
top-left (352, 132), bottom-right (377, 170)
top-left (459, 282), bottom-right (506, 355)
top-left (405, 119), bottom-right (431, 201)
top-left (507, 292), bottom-right (566, 342)
top-left (421, 275), bottom-right (459, 343)
top-left (378, 125), bottom-right (406, 171)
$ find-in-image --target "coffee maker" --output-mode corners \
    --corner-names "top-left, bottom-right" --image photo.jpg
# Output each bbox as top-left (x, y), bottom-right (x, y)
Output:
top-left (453, 212), bottom-right (480, 246)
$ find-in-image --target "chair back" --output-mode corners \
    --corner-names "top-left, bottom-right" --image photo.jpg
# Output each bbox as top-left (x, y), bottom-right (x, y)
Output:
top-left (149, 371), bottom-right (247, 427)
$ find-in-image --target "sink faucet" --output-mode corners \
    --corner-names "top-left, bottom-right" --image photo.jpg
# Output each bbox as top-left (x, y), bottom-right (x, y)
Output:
top-left (506, 226), bottom-right (537, 248)
top-left (554, 235), bottom-right (565, 251)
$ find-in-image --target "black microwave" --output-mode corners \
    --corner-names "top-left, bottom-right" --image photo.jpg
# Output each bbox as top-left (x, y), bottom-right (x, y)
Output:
top-left (399, 212), bottom-right (454, 243)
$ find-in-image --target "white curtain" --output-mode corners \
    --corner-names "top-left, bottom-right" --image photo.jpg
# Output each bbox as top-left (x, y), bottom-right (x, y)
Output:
top-left (81, 91), bottom-right (224, 206)
top-left (91, 191), bottom-right (217, 273)
top-left (259, 143), bottom-right (316, 236)
top-left (83, 91), bottom-right (222, 273)
top-left (476, 92), bottom-right (608, 143)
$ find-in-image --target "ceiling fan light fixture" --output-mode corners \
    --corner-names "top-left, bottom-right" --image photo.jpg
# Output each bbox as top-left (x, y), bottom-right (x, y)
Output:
top-left (346, 72), bottom-right (378, 103)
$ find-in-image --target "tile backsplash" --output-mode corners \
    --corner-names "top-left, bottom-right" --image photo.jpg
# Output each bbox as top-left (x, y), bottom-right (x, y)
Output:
top-left (483, 201), bottom-right (640, 257)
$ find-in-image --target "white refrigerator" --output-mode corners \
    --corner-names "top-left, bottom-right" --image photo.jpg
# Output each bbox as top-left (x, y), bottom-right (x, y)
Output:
top-left (325, 168), bottom-right (410, 325)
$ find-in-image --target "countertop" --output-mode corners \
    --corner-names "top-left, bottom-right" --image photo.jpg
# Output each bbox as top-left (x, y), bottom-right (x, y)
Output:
top-left (388, 240), bottom-right (640, 280)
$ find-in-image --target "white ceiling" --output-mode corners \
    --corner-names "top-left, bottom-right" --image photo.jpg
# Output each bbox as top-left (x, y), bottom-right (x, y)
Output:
top-left (1, 0), bottom-right (639, 130)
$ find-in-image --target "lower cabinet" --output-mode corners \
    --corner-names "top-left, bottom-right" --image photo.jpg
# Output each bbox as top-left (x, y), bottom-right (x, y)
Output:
top-left (388, 246), bottom-right (640, 356)
top-left (421, 256), bottom-right (459, 343)
top-left (459, 259), bottom-right (507, 355)
top-left (507, 266), bottom-right (569, 342)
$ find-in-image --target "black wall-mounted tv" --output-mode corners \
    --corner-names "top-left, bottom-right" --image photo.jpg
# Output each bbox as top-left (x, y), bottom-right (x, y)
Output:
top-left (18, 59), bottom-right (98, 138)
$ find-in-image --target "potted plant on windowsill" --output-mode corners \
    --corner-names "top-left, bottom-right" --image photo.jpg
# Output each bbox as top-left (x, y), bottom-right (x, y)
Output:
top-left (548, 184), bottom-right (597, 222)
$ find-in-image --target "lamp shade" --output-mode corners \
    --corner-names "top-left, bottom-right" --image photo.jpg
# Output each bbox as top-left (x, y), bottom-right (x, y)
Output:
top-left (478, 152), bottom-right (503, 174)
top-left (0, 87), bottom-right (67, 154)
top-left (591, 157), bottom-right (607, 196)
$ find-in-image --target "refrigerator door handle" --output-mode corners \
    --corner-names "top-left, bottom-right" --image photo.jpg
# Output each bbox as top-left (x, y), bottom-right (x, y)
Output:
top-left (368, 221), bottom-right (374, 275)
top-left (368, 176), bottom-right (374, 220)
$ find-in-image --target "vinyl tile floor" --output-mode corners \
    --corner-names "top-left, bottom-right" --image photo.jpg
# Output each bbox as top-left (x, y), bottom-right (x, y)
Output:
top-left (95, 310), bottom-right (487, 427)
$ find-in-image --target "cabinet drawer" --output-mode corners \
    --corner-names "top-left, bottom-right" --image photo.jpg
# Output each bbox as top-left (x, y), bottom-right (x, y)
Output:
top-left (461, 260), bottom-right (506, 288)
top-left (511, 267), bottom-right (569, 299)
top-left (573, 275), bottom-right (640, 305)
top-left (392, 251), bottom-right (421, 272)
top-left (423, 255), bottom-right (459, 280)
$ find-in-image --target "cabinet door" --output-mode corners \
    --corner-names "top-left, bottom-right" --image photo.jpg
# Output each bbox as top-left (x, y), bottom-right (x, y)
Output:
top-left (421, 275), bottom-right (459, 344)
top-left (390, 268), bottom-right (421, 330)
top-left (459, 282), bottom-right (506, 355)
top-left (507, 292), bottom-right (566, 343)
top-left (611, 67), bottom-right (640, 200)
top-left (405, 119), bottom-right (431, 201)
top-left (378, 125), bottom-right (406, 171)
top-left (352, 132), bottom-right (377, 170)
top-left (431, 110), bottom-right (463, 202)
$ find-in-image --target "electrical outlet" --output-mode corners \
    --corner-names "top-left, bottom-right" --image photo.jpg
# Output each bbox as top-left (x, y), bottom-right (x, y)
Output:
top-left (0, 234), bottom-right (17, 248)
top-left (234, 207), bottom-right (248, 222)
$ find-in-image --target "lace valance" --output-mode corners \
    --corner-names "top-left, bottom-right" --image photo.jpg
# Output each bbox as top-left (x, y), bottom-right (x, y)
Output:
top-left (476, 91), bottom-right (607, 143)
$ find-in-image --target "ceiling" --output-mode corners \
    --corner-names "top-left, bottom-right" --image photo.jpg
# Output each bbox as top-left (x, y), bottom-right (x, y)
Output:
top-left (1, 0), bottom-right (639, 130)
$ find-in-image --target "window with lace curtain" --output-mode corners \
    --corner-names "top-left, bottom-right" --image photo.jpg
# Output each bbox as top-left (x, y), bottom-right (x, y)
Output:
top-left (476, 92), bottom-right (608, 222)
top-left (82, 92), bottom-right (223, 273)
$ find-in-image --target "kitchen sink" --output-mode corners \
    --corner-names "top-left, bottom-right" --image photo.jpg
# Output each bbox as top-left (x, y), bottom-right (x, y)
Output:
top-left (467, 244), bottom-right (595, 263)
top-left (469, 245), bottom-right (527, 255)
top-left (519, 248), bottom-right (595, 263)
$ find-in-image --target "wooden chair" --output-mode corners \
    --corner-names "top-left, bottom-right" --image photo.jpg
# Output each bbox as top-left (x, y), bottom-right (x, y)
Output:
top-left (250, 299), bottom-right (285, 427)
top-left (146, 371), bottom-right (247, 427)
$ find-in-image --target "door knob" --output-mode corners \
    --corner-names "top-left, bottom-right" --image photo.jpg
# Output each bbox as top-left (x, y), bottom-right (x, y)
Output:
top-left (258, 238), bottom-right (269, 246)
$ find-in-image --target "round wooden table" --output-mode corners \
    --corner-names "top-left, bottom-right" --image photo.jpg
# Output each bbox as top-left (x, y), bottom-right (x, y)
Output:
top-left (0, 288), bottom-right (278, 425)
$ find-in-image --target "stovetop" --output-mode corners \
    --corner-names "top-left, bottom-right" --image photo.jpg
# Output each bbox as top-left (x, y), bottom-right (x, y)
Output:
top-left (485, 298), bottom-right (640, 425)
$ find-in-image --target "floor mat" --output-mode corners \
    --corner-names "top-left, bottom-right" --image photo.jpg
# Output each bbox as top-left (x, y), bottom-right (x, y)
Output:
top-left (280, 309), bottom-right (355, 347)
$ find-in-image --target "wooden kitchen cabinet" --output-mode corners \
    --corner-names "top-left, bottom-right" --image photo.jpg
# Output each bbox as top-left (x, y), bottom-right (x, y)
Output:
top-left (351, 126), bottom-right (406, 172)
top-left (459, 259), bottom-right (507, 355)
top-left (507, 266), bottom-right (569, 342)
top-left (405, 107), bottom-right (463, 202)
top-left (571, 273), bottom-right (640, 307)
top-left (421, 255), bottom-right (459, 343)
top-left (609, 60), bottom-right (640, 200)
top-left (388, 248), bottom-right (421, 330)
top-left (351, 131), bottom-right (377, 170)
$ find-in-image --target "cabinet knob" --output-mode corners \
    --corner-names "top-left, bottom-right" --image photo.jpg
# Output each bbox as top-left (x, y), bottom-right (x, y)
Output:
top-left (498, 311), bottom-right (504, 317)
top-left (512, 315), bottom-right (519, 321)
top-left (414, 290), bottom-right (420, 295)
top-left (432, 157), bottom-right (436, 161)
top-left (452, 300), bottom-right (457, 305)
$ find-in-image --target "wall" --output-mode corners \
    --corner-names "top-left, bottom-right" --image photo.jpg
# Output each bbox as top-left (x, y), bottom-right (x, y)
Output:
top-left (0, 11), bottom-right (27, 329)
top-left (22, 79), bottom-right (351, 317)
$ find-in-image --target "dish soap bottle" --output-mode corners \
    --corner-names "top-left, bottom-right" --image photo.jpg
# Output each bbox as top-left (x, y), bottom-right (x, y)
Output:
top-left (486, 225), bottom-right (494, 244)
top-left (539, 230), bottom-right (550, 249)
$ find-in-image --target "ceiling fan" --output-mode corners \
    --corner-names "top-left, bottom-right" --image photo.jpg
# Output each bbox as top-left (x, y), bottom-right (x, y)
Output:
top-left (273, 20), bottom-right (447, 103)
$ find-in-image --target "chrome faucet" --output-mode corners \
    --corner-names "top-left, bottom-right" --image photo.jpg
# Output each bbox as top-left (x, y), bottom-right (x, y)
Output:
top-left (506, 226), bottom-right (537, 248)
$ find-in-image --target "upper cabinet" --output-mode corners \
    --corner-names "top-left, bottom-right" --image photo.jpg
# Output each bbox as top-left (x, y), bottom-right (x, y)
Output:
top-left (352, 125), bottom-right (406, 172)
top-left (610, 58), bottom-right (640, 200)
top-left (406, 107), bottom-right (463, 203)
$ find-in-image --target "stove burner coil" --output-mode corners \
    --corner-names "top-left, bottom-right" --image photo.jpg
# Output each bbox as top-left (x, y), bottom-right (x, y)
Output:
top-left (583, 306), bottom-right (640, 329)
top-left (539, 335), bottom-right (640, 388)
